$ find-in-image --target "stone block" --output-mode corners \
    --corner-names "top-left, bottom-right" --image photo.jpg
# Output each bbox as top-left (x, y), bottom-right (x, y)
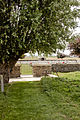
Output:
top-left (32, 64), bottom-right (52, 77)
top-left (10, 64), bottom-right (21, 78)
top-left (52, 64), bottom-right (80, 72)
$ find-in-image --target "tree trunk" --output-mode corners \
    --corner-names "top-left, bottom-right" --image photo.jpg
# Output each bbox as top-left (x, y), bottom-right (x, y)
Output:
top-left (0, 61), bottom-right (17, 83)
top-left (0, 64), bottom-right (10, 83)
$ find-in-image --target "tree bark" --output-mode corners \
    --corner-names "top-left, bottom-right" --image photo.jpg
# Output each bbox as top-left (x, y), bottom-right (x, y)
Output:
top-left (0, 60), bottom-right (17, 83)
top-left (0, 64), bottom-right (10, 83)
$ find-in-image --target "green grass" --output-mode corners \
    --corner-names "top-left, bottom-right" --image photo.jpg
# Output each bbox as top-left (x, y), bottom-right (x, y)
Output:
top-left (56, 71), bottom-right (80, 80)
top-left (0, 71), bottom-right (80, 120)
top-left (20, 64), bottom-right (33, 75)
top-left (0, 82), bottom-right (56, 120)
top-left (19, 56), bottom-right (39, 60)
top-left (41, 76), bottom-right (80, 120)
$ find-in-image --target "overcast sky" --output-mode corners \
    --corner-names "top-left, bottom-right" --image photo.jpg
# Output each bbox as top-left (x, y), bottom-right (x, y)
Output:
top-left (74, 18), bottom-right (80, 34)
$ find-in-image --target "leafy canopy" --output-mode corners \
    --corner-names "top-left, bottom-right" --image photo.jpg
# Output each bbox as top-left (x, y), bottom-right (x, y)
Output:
top-left (0, 0), bottom-right (79, 64)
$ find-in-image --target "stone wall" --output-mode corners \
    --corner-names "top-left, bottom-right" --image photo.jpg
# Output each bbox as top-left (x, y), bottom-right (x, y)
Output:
top-left (0, 64), bottom-right (20, 83)
top-left (10, 64), bottom-right (21, 78)
top-left (32, 64), bottom-right (52, 77)
top-left (52, 64), bottom-right (80, 72)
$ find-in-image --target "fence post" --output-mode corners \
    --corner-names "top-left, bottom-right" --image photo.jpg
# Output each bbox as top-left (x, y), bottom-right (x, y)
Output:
top-left (0, 75), bottom-right (4, 93)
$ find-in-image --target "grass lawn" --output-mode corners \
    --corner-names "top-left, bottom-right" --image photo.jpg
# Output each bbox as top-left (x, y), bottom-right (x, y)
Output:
top-left (0, 82), bottom-right (54, 120)
top-left (0, 71), bottom-right (80, 120)
top-left (56, 71), bottom-right (80, 80)
top-left (20, 64), bottom-right (33, 75)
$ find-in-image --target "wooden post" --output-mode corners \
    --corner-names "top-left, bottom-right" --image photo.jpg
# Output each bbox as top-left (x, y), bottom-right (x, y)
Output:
top-left (0, 75), bottom-right (4, 92)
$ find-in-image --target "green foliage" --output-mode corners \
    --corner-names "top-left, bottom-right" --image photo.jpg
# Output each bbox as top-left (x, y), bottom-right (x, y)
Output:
top-left (20, 54), bottom-right (25, 59)
top-left (57, 52), bottom-right (66, 58)
top-left (0, 0), bottom-right (80, 64)
top-left (41, 76), bottom-right (80, 102)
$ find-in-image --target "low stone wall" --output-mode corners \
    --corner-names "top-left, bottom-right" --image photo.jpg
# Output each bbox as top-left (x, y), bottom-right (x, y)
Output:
top-left (10, 64), bottom-right (21, 78)
top-left (52, 64), bottom-right (80, 72)
top-left (32, 64), bottom-right (52, 77)
top-left (0, 64), bottom-right (20, 83)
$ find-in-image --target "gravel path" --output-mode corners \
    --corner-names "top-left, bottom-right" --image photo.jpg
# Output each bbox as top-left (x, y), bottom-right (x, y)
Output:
top-left (9, 75), bottom-right (41, 83)
top-left (9, 74), bottom-right (58, 83)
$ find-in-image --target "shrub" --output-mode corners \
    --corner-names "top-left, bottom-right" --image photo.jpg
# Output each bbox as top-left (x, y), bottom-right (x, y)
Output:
top-left (40, 77), bottom-right (80, 102)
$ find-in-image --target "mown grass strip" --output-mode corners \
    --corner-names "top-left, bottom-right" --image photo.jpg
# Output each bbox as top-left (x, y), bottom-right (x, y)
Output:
top-left (0, 71), bottom-right (80, 120)
top-left (20, 64), bottom-right (33, 75)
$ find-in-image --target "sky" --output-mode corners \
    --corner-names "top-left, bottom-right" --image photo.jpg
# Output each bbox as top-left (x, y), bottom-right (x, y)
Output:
top-left (63, 18), bottom-right (80, 55)
top-left (74, 18), bottom-right (80, 34)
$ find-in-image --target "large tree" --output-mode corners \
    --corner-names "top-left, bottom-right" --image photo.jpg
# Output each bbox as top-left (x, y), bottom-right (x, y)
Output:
top-left (0, 0), bottom-right (79, 83)
top-left (69, 37), bottom-right (80, 57)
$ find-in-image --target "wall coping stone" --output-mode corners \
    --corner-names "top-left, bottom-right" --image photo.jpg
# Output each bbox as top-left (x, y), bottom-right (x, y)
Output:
top-left (32, 64), bottom-right (51, 66)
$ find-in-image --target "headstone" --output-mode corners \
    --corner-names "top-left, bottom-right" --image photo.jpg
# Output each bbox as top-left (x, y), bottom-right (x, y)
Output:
top-left (0, 75), bottom-right (4, 92)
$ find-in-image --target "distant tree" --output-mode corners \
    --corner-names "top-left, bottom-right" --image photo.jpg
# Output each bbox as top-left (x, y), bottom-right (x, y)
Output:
top-left (57, 53), bottom-right (66, 58)
top-left (0, 0), bottom-right (79, 83)
top-left (69, 38), bottom-right (80, 57)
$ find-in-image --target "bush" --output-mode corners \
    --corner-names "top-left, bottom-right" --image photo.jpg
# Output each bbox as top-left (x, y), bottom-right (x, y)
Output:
top-left (40, 77), bottom-right (80, 102)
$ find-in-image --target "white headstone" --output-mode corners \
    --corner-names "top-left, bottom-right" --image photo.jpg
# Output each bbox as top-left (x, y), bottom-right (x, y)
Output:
top-left (0, 75), bottom-right (4, 92)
